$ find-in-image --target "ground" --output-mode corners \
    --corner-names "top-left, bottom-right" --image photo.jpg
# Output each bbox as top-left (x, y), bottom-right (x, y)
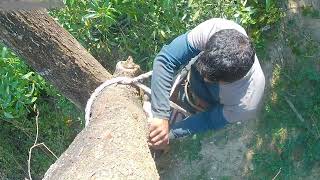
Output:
top-left (155, 0), bottom-right (320, 179)
top-left (0, 0), bottom-right (319, 179)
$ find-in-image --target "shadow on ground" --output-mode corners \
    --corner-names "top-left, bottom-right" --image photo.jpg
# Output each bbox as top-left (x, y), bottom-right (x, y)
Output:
top-left (155, 0), bottom-right (320, 179)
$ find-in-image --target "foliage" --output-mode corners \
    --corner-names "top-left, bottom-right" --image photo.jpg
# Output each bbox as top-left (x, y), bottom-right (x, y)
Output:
top-left (249, 19), bottom-right (320, 178)
top-left (1, 0), bottom-right (284, 179)
top-left (0, 99), bottom-right (83, 179)
top-left (0, 44), bottom-right (83, 179)
top-left (302, 6), bottom-right (320, 18)
top-left (0, 46), bottom-right (46, 119)
top-left (51, 0), bottom-right (282, 70)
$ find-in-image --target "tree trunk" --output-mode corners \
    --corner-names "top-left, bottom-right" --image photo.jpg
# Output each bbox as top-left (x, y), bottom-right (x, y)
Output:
top-left (44, 75), bottom-right (159, 179)
top-left (0, 9), bottom-right (111, 109)
top-left (0, 10), bottom-right (159, 179)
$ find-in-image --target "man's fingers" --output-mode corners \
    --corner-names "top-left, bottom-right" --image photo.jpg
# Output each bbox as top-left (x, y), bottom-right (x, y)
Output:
top-left (147, 118), bottom-right (169, 149)
top-left (148, 134), bottom-right (169, 150)
top-left (150, 131), bottom-right (167, 143)
top-left (153, 135), bottom-right (169, 146)
top-left (149, 128), bottom-right (161, 138)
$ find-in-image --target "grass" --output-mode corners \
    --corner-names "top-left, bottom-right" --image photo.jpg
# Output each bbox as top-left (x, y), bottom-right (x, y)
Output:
top-left (169, 132), bottom-right (213, 162)
top-left (0, 0), bottom-right (313, 179)
top-left (157, 11), bottom-right (320, 179)
top-left (248, 18), bottom-right (320, 179)
top-left (302, 6), bottom-right (320, 18)
top-left (0, 96), bottom-right (83, 179)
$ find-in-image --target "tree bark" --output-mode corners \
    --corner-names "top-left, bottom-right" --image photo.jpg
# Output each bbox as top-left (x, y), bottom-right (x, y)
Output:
top-left (44, 75), bottom-right (159, 179)
top-left (0, 10), bottom-right (159, 179)
top-left (0, 9), bottom-right (111, 109)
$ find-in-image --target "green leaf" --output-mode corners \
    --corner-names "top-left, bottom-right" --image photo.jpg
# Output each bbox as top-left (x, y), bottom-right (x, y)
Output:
top-left (22, 72), bottom-right (34, 80)
top-left (241, 0), bottom-right (248, 6)
top-left (25, 83), bottom-right (35, 97)
top-left (1, 46), bottom-right (7, 58)
top-left (160, 30), bottom-right (166, 38)
top-left (31, 97), bottom-right (37, 103)
top-left (192, 10), bottom-right (200, 21)
top-left (6, 86), bottom-right (9, 94)
top-left (82, 13), bottom-right (97, 21)
top-left (66, 0), bottom-right (75, 7)
top-left (4, 112), bottom-right (14, 119)
top-left (266, 0), bottom-right (272, 10)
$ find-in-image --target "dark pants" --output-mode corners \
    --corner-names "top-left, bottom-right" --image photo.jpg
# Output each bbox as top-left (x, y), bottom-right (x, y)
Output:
top-left (168, 83), bottom-right (217, 139)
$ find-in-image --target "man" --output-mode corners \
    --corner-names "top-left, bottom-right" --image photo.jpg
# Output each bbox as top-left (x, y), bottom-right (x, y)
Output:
top-left (148, 18), bottom-right (265, 149)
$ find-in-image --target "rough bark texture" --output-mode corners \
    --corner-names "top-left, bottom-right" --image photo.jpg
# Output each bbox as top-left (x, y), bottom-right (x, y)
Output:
top-left (43, 82), bottom-right (159, 179)
top-left (0, 10), bottom-right (159, 179)
top-left (0, 9), bottom-right (111, 109)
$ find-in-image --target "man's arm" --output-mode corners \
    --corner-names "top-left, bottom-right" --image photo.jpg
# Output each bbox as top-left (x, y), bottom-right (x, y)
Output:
top-left (151, 18), bottom-right (247, 120)
top-left (151, 33), bottom-right (200, 119)
top-left (148, 33), bottom-right (200, 149)
top-left (169, 105), bottom-right (229, 138)
top-left (149, 18), bottom-right (248, 148)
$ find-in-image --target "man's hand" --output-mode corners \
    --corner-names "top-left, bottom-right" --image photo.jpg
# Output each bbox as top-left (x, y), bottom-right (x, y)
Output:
top-left (148, 118), bottom-right (169, 149)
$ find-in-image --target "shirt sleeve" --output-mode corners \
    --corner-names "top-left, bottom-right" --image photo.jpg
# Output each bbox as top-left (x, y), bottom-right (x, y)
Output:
top-left (220, 55), bottom-right (266, 123)
top-left (169, 104), bottom-right (229, 138)
top-left (151, 33), bottom-right (200, 119)
top-left (187, 18), bottom-right (248, 50)
top-left (151, 18), bottom-right (248, 119)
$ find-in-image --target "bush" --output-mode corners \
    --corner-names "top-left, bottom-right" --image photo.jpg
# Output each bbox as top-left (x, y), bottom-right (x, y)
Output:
top-left (0, 44), bottom-right (83, 179)
top-left (51, 0), bottom-right (282, 70)
top-left (0, 0), bottom-right (283, 178)
top-left (0, 46), bottom-right (47, 119)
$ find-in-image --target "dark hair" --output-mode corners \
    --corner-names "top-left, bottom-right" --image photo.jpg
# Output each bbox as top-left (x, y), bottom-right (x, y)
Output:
top-left (195, 29), bottom-right (255, 83)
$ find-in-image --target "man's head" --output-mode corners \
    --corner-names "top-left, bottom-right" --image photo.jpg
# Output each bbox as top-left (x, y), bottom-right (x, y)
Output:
top-left (195, 29), bottom-right (255, 83)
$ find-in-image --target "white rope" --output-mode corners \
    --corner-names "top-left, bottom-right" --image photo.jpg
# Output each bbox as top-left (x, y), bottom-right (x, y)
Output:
top-left (85, 77), bottom-right (128, 127)
top-left (85, 71), bottom-right (189, 127)
top-left (170, 55), bottom-right (199, 96)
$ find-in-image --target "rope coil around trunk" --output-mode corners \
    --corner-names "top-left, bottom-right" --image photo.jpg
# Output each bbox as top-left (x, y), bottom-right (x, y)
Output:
top-left (85, 71), bottom-right (189, 127)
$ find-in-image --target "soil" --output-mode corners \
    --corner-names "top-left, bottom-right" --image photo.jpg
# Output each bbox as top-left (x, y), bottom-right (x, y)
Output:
top-left (157, 120), bottom-right (258, 179)
top-left (155, 0), bottom-right (320, 179)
